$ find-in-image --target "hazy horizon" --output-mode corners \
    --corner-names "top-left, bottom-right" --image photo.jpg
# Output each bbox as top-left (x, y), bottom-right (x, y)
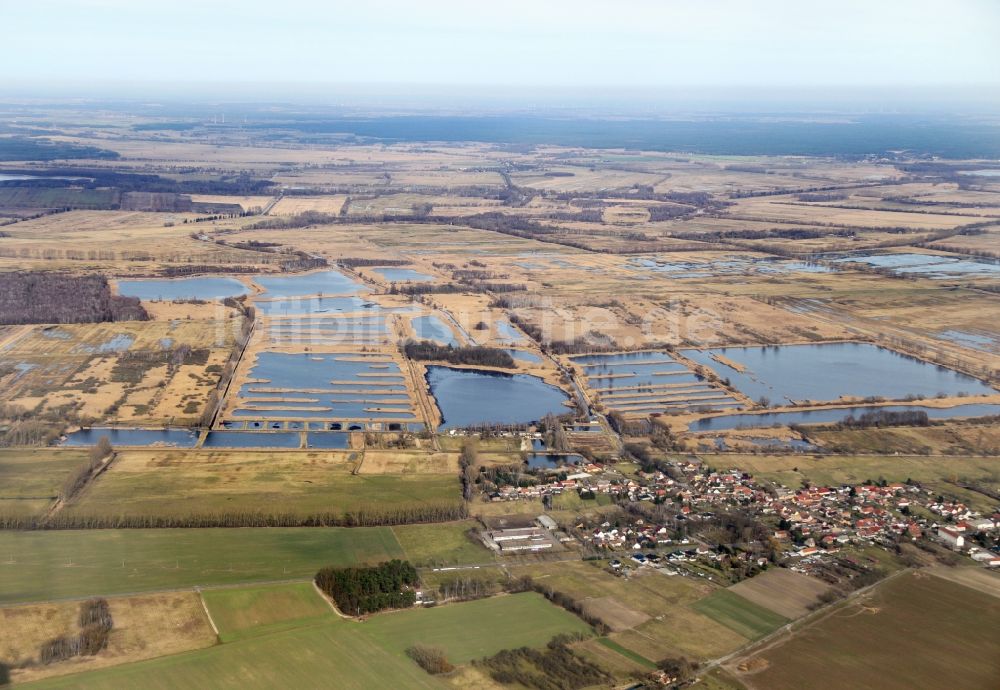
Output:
top-left (3, 0), bottom-right (999, 106)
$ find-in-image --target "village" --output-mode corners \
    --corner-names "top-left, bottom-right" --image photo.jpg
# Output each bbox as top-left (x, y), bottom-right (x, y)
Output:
top-left (476, 430), bottom-right (1000, 579)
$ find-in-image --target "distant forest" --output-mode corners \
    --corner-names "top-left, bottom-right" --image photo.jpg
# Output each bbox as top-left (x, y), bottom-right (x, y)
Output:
top-left (233, 115), bottom-right (1000, 158)
top-left (0, 137), bottom-right (119, 161)
top-left (0, 272), bottom-right (148, 325)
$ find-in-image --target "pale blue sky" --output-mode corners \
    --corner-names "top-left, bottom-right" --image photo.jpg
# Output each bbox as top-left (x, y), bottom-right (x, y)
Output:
top-left (2, 0), bottom-right (998, 92)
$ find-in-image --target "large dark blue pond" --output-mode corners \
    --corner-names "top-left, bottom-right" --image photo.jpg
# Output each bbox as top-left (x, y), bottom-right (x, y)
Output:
top-left (255, 270), bottom-right (367, 297)
top-left (691, 403), bottom-right (1000, 431)
top-left (116, 277), bottom-right (247, 301)
top-left (201, 431), bottom-right (302, 448)
top-left (426, 366), bottom-right (570, 429)
top-left (682, 342), bottom-right (995, 404)
top-left (62, 428), bottom-right (199, 447)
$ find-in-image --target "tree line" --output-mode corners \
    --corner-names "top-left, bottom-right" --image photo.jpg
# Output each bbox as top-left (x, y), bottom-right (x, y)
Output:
top-left (7, 502), bottom-right (467, 531)
top-left (404, 340), bottom-right (515, 368)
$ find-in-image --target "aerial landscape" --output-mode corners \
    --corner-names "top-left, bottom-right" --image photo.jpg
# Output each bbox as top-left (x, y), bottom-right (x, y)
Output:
top-left (1, 1), bottom-right (999, 688)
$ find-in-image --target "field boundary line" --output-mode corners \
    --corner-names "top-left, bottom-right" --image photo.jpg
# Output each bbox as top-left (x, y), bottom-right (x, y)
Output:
top-left (195, 587), bottom-right (221, 638)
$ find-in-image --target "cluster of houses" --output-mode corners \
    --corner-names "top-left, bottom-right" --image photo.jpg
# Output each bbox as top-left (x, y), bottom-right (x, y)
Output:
top-left (496, 455), bottom-right (1000, 570)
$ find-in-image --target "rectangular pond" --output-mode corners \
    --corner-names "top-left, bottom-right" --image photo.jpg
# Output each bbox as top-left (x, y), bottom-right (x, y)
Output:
top-left (426, 366), bottom-right (570, 430)
top-left (690, 403), bottom-right (1000, 431)
top-left (371, 267), bottom-right (435, 283)
top-left (116, 276), bottom-right (248, 301)
top-left (61, 428), bottom-right (199, 447)
top-left (681, 342), bottom-right (995, 404)
top-left (231, 352), bottom-right (417, 421)
top-left (572, 351), bottom-right (740, 413)
top-left (201, 431), bottom-right (302, 448)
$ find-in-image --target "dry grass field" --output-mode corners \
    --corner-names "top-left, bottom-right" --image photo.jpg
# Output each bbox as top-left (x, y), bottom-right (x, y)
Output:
top-left (267, 195), bottom-right (347, 216)
top-left (0, 319), bottom-right (236, 425)
top-left (1, 591), bottom-right (216, 684)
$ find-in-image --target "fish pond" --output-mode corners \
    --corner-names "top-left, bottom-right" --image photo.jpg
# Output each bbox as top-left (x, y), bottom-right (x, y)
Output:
top-left (371, 267), bottom-right (435, 283)
top-left (690, 403), bottom-right (1000, 431)
top-left (62, 428), bottom-right (199, 447)
top-left (412, 315), bottom-right (458, 345)
top-left (682, 342), bottom-right (995, 404)
top-left (254, 270), bottom-right (367, 297)
top-left (231, 352), bottom-right (417, 422)
top-left (426, 366), bottom-right (570, 429)
top-left (116, 276), bottom-right (247, 301)
top-left (573, 351), bottom-right (741, 413)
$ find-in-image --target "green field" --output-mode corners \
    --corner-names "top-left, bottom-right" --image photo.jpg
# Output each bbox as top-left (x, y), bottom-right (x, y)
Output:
top-left (391, 520), bottom-right (492, 566)
top-left (0, 527), bottom-right (404, 604)
top-left (61, 451), bottom-right (463, 525)
top-left (692, 589), bottom-right (789, 640)
top-left (747, 572), bottom-right (1000, 690)
top-left (357, 592), bottom-right (592, 663)
top-left (0, 449), bottom-right (85, 521)
top-left (595, 637), bottom-right (657, 669)
top-left (202, 582), bottom-right (332, 642)
top-left (23, 592), bottom-right (592, 689)
top-left (23, 617), bottom-right (441, 690)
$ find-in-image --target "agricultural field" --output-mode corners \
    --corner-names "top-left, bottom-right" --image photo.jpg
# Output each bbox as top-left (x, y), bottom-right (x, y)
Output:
top-left (57, 448), bottom-right (463, 527)
top-left (690, 590), bottom-right (789, 641)
top-left (22, 617), bottom-right (441, 690)
top-left (391, 520), bottom-right (492, 566)
top-left (0, 527), bottom-right (405, 603)
top-left (202, 582), bottom-right (332, 641)
top-left (19, 591), bottom-right (591, 690)
top-left (0, 449), bottom-right (87, 522)
top-left (1, 591), bottom-right (216, 685)
top-left (360, 592), bottom-right (592, 663)
top-left (727, 568), bottom-right (831, 619)
top-left (731, 572), bottom-right (1000, 690)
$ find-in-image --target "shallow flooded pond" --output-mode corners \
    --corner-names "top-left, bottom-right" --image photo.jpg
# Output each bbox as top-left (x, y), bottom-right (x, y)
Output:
top-left (116, 276), bottom-right (247, 301)
top-left (426, 366), bottom-right (570, 429)
top-left (371, 267), bottom-right (435, 283)
top-left (833, 252), bottom-right (1000, 278)
top-left (506, 349), bottom-right (542, 363)
top-left (682, 342), bottom-right (995, 404)
top-left (412, 315), bottom-right (458, 345)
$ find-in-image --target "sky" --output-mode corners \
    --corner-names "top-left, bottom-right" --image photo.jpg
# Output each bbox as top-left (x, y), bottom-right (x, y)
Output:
top-left (2, 0), bottom-right (999, 104)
